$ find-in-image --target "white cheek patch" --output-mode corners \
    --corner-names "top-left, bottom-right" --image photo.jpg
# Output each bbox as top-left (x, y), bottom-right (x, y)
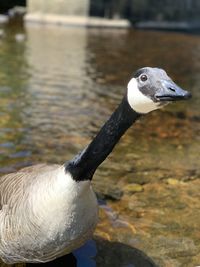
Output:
top-left (127, 78), bottom-right (160, 114)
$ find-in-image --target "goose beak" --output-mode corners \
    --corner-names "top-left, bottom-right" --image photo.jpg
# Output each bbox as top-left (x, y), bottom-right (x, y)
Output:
top-left (155, 80), bottom-right (192, 102)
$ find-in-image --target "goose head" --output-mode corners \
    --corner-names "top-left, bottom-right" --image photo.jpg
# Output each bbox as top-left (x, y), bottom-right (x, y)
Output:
top-left (127, 67), bottom-right (191, 114)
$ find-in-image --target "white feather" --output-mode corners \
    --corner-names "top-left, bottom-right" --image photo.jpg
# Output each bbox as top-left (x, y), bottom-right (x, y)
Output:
top-left (127, 78), bottom-right (160, 114)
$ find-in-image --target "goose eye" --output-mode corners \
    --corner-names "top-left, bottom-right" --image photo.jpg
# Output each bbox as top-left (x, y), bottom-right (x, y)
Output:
top-left (140, 74), bottom-right (148, 82)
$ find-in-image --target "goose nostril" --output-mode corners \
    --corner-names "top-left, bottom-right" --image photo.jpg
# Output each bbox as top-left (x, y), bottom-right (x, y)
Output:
top-left (168, 87), bottom-right (176, 92)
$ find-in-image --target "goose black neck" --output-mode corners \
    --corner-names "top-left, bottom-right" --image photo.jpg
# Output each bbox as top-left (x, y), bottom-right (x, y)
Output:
top-left (66, 96), bottom-right (141, 181)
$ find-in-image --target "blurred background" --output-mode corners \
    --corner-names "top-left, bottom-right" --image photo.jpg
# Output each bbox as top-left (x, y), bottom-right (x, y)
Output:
top-left (0, 1), bottom-right (200, 267)
top-left (1, 0), bottom-right (200, 23)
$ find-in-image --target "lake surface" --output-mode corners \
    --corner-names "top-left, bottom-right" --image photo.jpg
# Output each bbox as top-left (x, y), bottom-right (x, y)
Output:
top-left (0, 19), bottom-right (200, 267)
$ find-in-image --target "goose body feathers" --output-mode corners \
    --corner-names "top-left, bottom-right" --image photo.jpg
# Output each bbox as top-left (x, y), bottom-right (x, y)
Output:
top-left (0, 164), bottom-right (98, 263)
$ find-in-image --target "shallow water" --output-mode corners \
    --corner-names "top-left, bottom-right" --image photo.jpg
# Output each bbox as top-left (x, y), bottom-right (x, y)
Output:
top-left (0, 20), bottom-right (200, 267)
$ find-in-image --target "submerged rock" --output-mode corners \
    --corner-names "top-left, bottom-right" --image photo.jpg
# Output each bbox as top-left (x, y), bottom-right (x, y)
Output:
top-left (96, 186), bottom-right (123, 201)
top-left (167, 178), bottom-right (182, 185)
top-left (123, 183), bottom-right (144, 194)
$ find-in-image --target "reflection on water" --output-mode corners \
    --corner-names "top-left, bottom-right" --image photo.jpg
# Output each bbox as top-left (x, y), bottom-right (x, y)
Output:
top-left (0, 20), bottom-right (200, 267)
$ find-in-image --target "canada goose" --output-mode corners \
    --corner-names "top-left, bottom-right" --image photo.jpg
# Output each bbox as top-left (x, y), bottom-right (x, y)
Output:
top-left (0, 67), bottom-right (191, 264)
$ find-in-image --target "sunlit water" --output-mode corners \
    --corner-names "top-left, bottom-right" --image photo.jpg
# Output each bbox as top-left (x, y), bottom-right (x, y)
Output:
top-left (0, 20), bottom-right (200, 267)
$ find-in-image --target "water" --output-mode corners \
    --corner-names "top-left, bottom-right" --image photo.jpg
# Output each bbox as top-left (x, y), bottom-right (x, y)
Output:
top-left (0, 20), bottom-right (200, 267)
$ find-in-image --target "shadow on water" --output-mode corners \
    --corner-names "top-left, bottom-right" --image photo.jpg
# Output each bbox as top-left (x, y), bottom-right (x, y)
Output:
top-left (25, 239), bottom-right (158, 267)
top-left (94, 238), bottom-right (158, 267)
top-left (0, 19), bottom-right (200, 267)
